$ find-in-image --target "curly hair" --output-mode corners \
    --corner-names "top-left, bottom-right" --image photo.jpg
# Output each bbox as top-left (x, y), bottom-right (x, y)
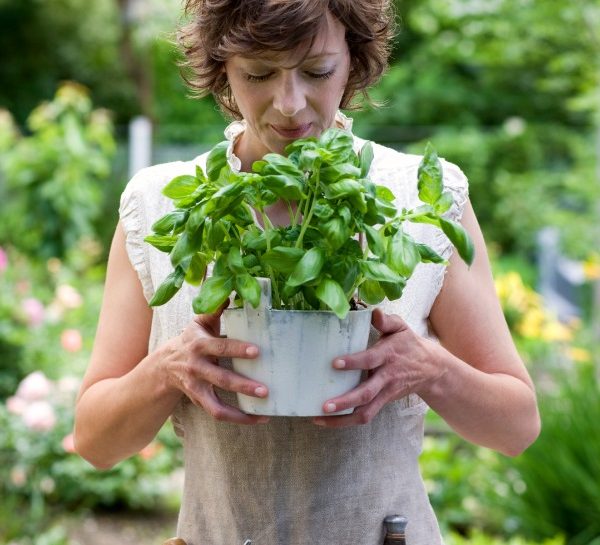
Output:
top-left (177, 0), bottom-right (396, 118)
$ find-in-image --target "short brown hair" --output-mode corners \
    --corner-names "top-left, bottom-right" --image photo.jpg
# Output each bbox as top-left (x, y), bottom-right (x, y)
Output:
top-left (177, 0), bottom-right (396, 118)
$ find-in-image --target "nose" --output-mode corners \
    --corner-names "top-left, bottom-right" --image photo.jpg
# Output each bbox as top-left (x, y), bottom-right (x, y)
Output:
top-left (272, 72), bottom-right (307, 117)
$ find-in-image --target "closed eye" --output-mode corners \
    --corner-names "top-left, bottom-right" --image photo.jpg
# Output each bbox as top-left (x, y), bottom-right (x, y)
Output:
top-left (245, 69), bottom-right (336, 82)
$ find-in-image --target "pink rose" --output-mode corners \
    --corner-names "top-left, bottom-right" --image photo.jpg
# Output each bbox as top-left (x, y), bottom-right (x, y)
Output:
top-left (61, 329), bottom-right (83, 352)
top-left (16, 371), bottom-right (52, 401)
top-left (6, 395), bottom-right (27, 415)
top-left (22, 297), bottom-right (45, 326)
top-left (0, 247), bottom-right (7, 272)
top-left (22, 400), bottom-right (56, 431)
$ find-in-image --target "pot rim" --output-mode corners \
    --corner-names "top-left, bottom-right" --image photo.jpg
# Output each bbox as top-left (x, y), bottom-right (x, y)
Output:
top-left (224, 306), bottom-right (373, 315)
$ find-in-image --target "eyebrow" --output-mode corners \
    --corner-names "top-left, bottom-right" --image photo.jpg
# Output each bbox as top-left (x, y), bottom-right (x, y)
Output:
top-left (239, 52), bottom-right (340, 64)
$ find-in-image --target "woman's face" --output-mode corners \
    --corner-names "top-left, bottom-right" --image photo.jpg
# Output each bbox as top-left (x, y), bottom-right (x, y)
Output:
top-left (224, 12), bottom-right (351, 169)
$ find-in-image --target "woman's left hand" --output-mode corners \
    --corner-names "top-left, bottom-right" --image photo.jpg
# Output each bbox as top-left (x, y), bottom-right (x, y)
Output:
top-left (312, 307), bottom-right (443, 428)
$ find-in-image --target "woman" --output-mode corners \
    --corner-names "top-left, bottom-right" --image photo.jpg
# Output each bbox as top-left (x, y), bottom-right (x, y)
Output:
top-left (74, 1), bottom-right (540, 544)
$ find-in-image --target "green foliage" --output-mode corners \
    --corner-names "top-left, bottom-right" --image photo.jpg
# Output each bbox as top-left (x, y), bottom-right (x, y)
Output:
top-left (404, 124), bottom-right (599, 258)
top-left (491, 362), bottom-right (600, 545)
top-left (0, 82), bottom-right (116, 260)
top-left (446, 532), bottom-right (564, 545)
top-left (0, 372), bottom-right (182, 542)
top-left (147, 130), bottom-right (473, 318)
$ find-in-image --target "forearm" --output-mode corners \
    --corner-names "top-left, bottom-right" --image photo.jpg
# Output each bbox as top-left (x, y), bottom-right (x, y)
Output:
top-left (74, 348), bottom-right (182, 469)
top-left (419, 341), bottom-right (540, 457)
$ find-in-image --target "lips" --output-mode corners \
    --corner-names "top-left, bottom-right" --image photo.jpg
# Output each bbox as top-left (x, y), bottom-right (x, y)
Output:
top-left (271, 123), bottom-right (312, 139)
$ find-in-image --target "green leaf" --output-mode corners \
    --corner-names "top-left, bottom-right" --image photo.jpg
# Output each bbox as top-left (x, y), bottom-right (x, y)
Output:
top-left (313, 201), bottom-right (334, 219)
top-left (185, 253), bottom-right (208, 285)
top-left (162, 175), bottom-right (199, 199)
top-left (206, 141), bottom-right (229, 181)
top-left (375, 184), bottom-right (395, 202)
top-left (386, 229), bottom-right (421, 277)
top-left (170, 232), bottom-right (198, 268)
top-left (261, 246), bottom-right (304, 274)
top-left (149, 266), bottom-right (186, 307)
top-left (318, 128), bottom-right (354, 160)
top-left (261, 175), bottom-right (305, 201)
top-left (287, 247), bottom-right (325, 287)
top-left (144, 234), bottom-right (178, 253)
top-left (380, 280), bottom-right (406, 301)
top-left (359, 141), bottom-right (374, 178)
top-left (323, 178), bottom-right (363, 200)
top-left (227, 246), bottom-right (245, 274)
top-left (321, 217), bottom-right (348, 250)
top-left (315, 278), bottom-right (350, 319)
top-left (359, 278), bottom-right (385, 304)
top-left (417, 142), bottom-right (443, 205)
top-left (151, 209), bottom-right (189, 235)
top-left (364, 224), bottom-right (386, 257)
top-left (360, 260), bottom-right (403, 283)
top-left (434, 191), bottom-right (454, 215)
top-left (186, 204), bottom-right (205, 235)
top-left (261, 154), bottom-right (304, 177)
top-left (320, 163), bottom-right (361, 183)
top-left (416, 243), bottom-right (447, 264)
top-left (235, 273), bottom-right (261, 308)
top-left (192, 275), bottom-right (233, 314)
top-left (329, 259), bottom-right (360, 295)
top-left (439, 218), bottom-right (475, 266)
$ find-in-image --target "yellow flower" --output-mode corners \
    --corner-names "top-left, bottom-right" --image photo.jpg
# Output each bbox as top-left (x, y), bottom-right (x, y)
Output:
top-left (565, 346), bottom-right (592, 363)
top-left (583, 260), bottom-right (600, 280)
top-left (540, 321), bottom-right (573, 342)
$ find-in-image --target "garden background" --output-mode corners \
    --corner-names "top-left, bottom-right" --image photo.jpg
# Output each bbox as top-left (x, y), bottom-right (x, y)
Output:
top-left (1, 0), bottom-right (600, 544)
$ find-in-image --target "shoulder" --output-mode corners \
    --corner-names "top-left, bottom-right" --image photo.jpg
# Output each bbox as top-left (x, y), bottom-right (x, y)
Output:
top-left (121, 154), bottom-right (207, 203)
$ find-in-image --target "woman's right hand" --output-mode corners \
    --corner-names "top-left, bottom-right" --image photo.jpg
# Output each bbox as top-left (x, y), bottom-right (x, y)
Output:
top-left (160, 300), bottom-right (270, 425)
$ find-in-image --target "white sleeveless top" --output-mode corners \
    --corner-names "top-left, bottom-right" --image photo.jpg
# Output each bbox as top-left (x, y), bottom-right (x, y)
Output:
top-left (119, 113), bottom-right (468, 545)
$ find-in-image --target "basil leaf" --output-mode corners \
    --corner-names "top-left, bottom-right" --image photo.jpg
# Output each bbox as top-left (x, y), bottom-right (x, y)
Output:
top-left (440, 218), bottom-right (475, 266)
top-left (149, 266), bottom-right (186, 307)
top-left (162, 175), bottom-right (199, 199)
top-left (321, 217), bottom-right (348, 250)
top-left (235, 273), bottom-right (261, 308)
top-left (386, 229), bottom-right (421, 277)
top-left (364, 225), bottom-right (386, 257)
top-left (434, 191), bottom-right (454, 215)
top-left (320, 163), bottom-right (362, 183)
top-left (380, 279), bottom-right (406, 301)
top-left (192, 275), bottom-right (233, 314)
top-left (185, 253), bottom-right (208, 286)
top-left (323, 179), bottom-right (363, 200)
top-left (417, 142), bottom-right (443, 205)
top-left (315, 278), bottom-right (350, 319)
top-left (359, 141), bottom-right (374, 178)
top-left (287, 247), bottom-right (325, 287)
top-left (206, 140), bottom-right (229, 181)
top-left (261, 246), bottom-right (304, 274)
top-left (360, 260), bottom-right (402, 283)
top-left (359, 278), bottom-right (385, 304)
top-left (151, 209), bottom-right (189, 235)
top-left (144, 234), bottom-right (178, 253)
top-left (416, 243), bottom-right (447, 264)
top-left (227, 246), bottom-right (245, 274)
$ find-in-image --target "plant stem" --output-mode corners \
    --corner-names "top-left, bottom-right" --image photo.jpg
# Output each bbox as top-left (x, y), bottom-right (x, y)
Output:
top-left (295, 172), bottom-right (319, 248)
top-left (258, 207), bottom-right (281, 308)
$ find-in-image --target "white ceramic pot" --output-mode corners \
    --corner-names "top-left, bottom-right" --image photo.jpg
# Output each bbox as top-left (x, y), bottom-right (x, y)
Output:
top-left (222, 278), bottom-right (372, 416)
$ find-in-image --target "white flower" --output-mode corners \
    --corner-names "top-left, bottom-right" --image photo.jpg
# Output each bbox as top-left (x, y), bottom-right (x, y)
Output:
top-left (16, 371), bottom-right (52, 401)
top-left (22, 400), bottom-right (56, 432)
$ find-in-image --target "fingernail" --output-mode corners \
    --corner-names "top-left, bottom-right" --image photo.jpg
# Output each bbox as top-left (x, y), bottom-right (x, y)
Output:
top-left (333, 359), bottom-right (346, 369)
top-left (254, 386), bottom-right (267, 397)
top-left (246, 345), bottom-right (258, 357)
top-left (324, 402), bottom-right (337, 413)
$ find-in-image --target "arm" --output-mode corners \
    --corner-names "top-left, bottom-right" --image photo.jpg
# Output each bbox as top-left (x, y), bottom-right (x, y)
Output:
top-left (74, 222), bottom-right (270, 470)
top-left (313, 200), bottom-right (540, 457)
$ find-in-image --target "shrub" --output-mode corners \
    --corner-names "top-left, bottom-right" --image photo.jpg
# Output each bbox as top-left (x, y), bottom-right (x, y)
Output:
top-left (0, 371), bottom-right (182, 541)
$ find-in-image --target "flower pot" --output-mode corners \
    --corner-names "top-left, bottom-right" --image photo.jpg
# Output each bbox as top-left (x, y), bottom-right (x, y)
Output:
top-left (222, 278), bottom-right (372, 416)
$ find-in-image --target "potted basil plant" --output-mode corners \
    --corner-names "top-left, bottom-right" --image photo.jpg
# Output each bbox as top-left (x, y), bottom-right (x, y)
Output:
top-left (145, 129), bottom-right (474, 416)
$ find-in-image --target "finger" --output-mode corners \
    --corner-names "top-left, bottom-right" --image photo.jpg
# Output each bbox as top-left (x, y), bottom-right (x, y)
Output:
top-left (313, 387), bottom-right (393, 428)
top-left (332, 343), bottom-right (386, 371)
top-left (320, 372), bottom-right (387, 415)
top-left (193, 358), bottom-right (268, 398)
top-left (194, 298), bottom-right (230, 335)
top-left (192, 335), bottom-right (259, 360)
top-left (371, 308), bottom-right (409, 336)
top-left (191, 384), bottom-right (270, 425)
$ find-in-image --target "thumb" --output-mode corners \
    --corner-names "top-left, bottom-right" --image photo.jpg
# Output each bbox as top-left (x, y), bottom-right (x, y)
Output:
top-left (371, 307), bottom-right (409, 336)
